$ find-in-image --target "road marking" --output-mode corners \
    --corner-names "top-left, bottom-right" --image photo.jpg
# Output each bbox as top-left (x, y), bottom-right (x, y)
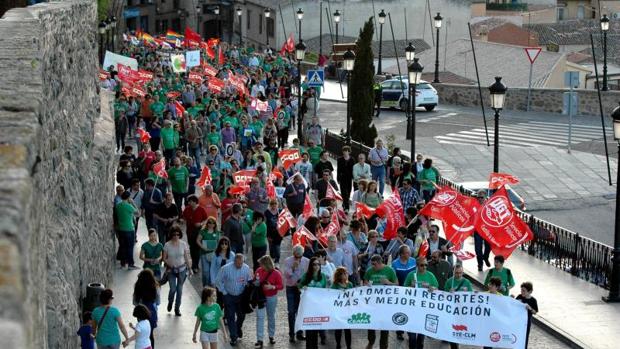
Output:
top-left (527, 120), bottom-right (612, 131)
top-left (464, 130), bottom-right (567, 146)
top-left (418, 112), bottom-right (457, 123)
top-left (435, 138), bottom-right (522, 148)
top-left (497, 125), bottom-right (594, 141)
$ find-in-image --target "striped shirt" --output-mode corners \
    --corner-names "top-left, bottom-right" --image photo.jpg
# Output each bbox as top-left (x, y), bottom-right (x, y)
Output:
top-left (283, 256), bottom-right (309, 287)
top-left (216, 262), bottom-right (253, 296)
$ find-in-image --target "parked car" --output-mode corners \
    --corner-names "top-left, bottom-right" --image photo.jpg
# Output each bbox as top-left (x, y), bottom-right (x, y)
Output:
top-left (460, 181), bottom-right (526, 211)
top-left (380, 78), bottom-right (438, 111)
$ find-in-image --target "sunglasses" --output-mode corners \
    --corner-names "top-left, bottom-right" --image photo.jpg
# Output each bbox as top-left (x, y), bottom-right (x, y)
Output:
top-left (313, 263), bottom-right (320, 266)
top-left (207, 222), bottom-right (215, 225)
top-left (221, 242), bottom-right (229, 245)
top-left (419, 264), bottom-right (428, 267)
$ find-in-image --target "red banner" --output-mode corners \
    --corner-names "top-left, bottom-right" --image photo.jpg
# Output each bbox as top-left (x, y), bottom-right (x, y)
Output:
top-left (448, 246), bottom-right (476, 261)
top-left (292, 225), bottom-right (317, 247)
top-left (136, 128), bottom-right (151, 143)
top-left (233, 170), bottom-right (257, 185)
top-left (473, 186), bottom-right (533, 258)
top-left (326, 182), bottom-right (343, 201)
top-left (488, 172), bottom-right (520, 190)
top-left (208, 77), bottom-right (225, 93)
top-left (278, 149), bottom-right (301, 170)
top-left (131, 85), bottom-right (147, 98)
top-left (202, 63), bottom-right (218, 77)
top-left (174, 100), bottom-right (186, 116)
top-left (355, 202), bottom-right (376, 220)
top-left (375, 192), bottom-right (405, 240)
top-left (278, 208), bottom-right (298, 237)
top-left (419, 186), bottom-right (480, 248)
top-left (207, 37), bottom-right (220, 47)
top-left (228, 75), bottom-right (247, 95)
top-left (188, 72), bottom-right (203, 84)
top-left (117, 64), bottom-right (140, 84)
top-left (137, 69), bottom-right (154, 82)
top-left (166, 91), bottom-right (181, 99)
top-left (153, 158), bottom-right (168, 179)
top-left (196, 166), bottom-right (212, 188)
top-left (99, 69), bottom-right (110, 81)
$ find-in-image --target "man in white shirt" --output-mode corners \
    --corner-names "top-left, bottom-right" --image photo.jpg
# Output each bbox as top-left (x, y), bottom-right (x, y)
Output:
top-left (352, 153), bottom-right (371, 189)
top-left (368, 139), bottom-right (389, 195)
top-left (326, 235), bottom-right (345, 267)
top-left (337, 231), bottom-right (360, 285)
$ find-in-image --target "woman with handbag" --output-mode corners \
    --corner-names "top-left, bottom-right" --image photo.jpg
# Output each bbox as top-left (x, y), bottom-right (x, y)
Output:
top-left (92, 288), bottom-right (129, 349)
top-left (210, 237), bottom-right (235, 309)
top-left (163, 225), bottom-right (193, 316)
top-left (253, 255), bottom-right (284, 348)
top-left (196, 216), bottom-right (220, 287)
top-left (133, 269), bottom-right (160, 348)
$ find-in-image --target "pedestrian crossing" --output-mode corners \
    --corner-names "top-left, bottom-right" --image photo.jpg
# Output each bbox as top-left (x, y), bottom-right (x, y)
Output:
top-left (434, 121), bottom-right (612, 148)
top-left (418, 112), bottom-right (457, 123)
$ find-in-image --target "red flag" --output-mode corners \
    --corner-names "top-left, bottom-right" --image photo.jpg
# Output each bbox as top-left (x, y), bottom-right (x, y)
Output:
top-left (266, 181), bottom-right (276, 199)
top-left (320, 212), bottom-right (341, 245)
top-left (228, 75), bottom-right (247, 95)
top-left (326, 182), bottom-right (343, 201)
top-left (207, 37), bottom-right (220, 47)
top-left (278, 149), bottom-right (301, 170)
top-left (292, 225), bottom-right (317, 246)
top-left (208, 77), bottom-right (225, 93)
top-left (188, 72), bottom-right (203, 84)
top-left (318, 54), bottom-right (328, 67)
top-left (166, 91), bottom-right (181, 99)
top-left (153, 158), bottom-right (168, 179)
top-left (473, 186), bottom-right (533, 259)
top-left (137, 69), bottom-right (154, 82)
top-left (375, 192), bottom-right (405, 240)
top-left (355, 202), bottom-right (376, 220)
top-left (280, 33), bottom-right (295, 55)
top-left (136, 128), bottom-right (151, 143)
top-left (418, 239), bottom-right (429, 259)
top-left (206, 45), bottom-right (216, 60)
top-left (278, 208), bottom-right (298, 237)
top-left (233, 170), bottom-right (257, 185)
top-left (448, 246), bottom-right (476, 261)
top-left (218, 46), bottom-right (225, 65)
top-left (99, 69), bottom-right (110, 81)
top-left (302, 194), bottom-right (314, 219)
top-left (184, 27), bottom-right (202, 46)
top-left (117, 64), bottom-right (139, 84)
top-left (488, 172), bottom-right (520, 190)
top-left (174, 100), bottom-right (186, 116)
top-left (419, 186), bottom-right (480, 249)
top-left (228, 184), bottom-right (249, 195)
top-left (202, 63), bottom-right (218, 77)
top-left (196, 166), bottom-right (212, 188)
top-left (131, 85), bottom-right (147, 98)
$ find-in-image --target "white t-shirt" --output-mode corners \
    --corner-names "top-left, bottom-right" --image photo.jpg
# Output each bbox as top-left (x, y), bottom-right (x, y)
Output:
top-left (135, 319), bottom-right (151, 349)
top-left (337, 240), bottom-right (359, 275)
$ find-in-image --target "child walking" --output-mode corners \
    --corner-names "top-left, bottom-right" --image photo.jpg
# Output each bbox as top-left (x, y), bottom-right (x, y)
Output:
top-left (193, 286), bottom-right (228, 349)
top-left (123, 305), bottom-right (152, 349)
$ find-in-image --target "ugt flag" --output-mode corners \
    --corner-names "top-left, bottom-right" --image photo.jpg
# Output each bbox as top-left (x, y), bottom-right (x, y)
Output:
top-left (488, 172), bottom-right (519, 190)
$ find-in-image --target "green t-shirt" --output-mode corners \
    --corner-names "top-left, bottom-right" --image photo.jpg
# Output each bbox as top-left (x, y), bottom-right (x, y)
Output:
top-left (206, 132), bottom-right (222, 147)
top-left (404, 271), bottom-right (439, 288)
top-left (199, 229), bottom-right (220, 254)
top-left (167, 166), bottom-right (189, 193)
top-left (443, 277), bottom-right (473, 292)
top-left (307, 146), bottom-right (323, 166)
top-left (115, 201), bottom-right (136, 231)
top-left (484, 268), bottom-right (515, 296)
top-left (364, 266), bottom-right (397, 285)
top-left (419, 167), bottom-right (439, 191)
top-left (250, 120), bottom-right (264, 136)
top-left (251, 222), bottom-right (267, 248)
top-left (141, 241), bottom-right (164, 270)
top-left (222, 116), bottom-right (239, 129)
top-left (241, 209), bottom-right (254, 235)
top-left (299, 272), bottom-right (328, 288)
top-left (160, 127), bottom-right (176, 150)
top-left (194, 303), bottom-right (223, 332)
top-left (114, 101), bottom-right (129, 120)
top-left (92, 306), bottom-right (122, 346)
top-left (187, 106), bottom-right (201, 118)
top-left (150, 101), bottom-right (165, 117)
top-left (331, 281), bottom-right (354, 290)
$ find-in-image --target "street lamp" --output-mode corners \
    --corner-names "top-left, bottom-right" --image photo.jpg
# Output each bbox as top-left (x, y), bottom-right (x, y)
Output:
top-left (295, 41), bottom-right (307, 141)
top-left (601, 14), bottom-right (610, 91)
top-left (405, 42), bottom-right (415, 140)
top-left (604, 103), bottom-right (620, 302)
top-left (408, 58), bottom-right (423, 157)
top-left (195, 5), bottom-right (202, 35)
top-left (236, 7), bottom-right (243, 45)
top-left (489, 76), bottom-right (507, 173)
top-left (343, 48), bottom-right (356, 144)
top-left (334, 10), bottom-right (341, 44)
top-left (105, 17), bottom-right (112, 52)
top-left (376, 9), bottom-right (386, 75)
top-left (214, 6), bottom-right (220, 39)
top-left (98, 20), bottom-right (106, 64)
top-left (433, 12), bottom-right (443, 83)
top-left (264, 8), bottom-right (271, 49)
top-left (297, 8), bottom-right (304, 43)
top-left (110, 17), bottom-right (117, 52)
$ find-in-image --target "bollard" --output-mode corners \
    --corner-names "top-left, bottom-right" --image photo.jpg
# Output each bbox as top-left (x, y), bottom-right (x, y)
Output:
top-left (83, 282), bottom-right (105, 312)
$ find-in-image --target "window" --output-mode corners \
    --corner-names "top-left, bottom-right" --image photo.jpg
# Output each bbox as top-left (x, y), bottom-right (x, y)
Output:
top-left (173, 0), bottom-right (180, 10)
top-left (247, 10), bottom-right (252, 30)
top-left (557, 6), bottom-right (565, 21)
top-left (172, 18), bottom-right (181, 32)
top-left (577, 4), bottom-right (584, 19)
top-left (259, 14), bottom-right (263, 34)
top-left (140, 15), bottom-right (149, 32)
top-left (267, 18), bottom-right (275, 37)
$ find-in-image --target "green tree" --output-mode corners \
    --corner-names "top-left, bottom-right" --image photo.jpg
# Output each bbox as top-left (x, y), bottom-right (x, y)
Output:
top-left (349, 17), bottom-right (378, 147)
top-left (97, 0), bottom-right (110, 21)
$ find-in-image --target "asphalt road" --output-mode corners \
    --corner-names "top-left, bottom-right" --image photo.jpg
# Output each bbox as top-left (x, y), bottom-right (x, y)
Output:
top-left (316, 101), bottom-right (617, 245)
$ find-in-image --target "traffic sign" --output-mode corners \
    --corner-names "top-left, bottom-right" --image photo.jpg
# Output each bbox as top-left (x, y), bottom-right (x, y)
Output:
top-left (524, 47), bottom-right (542, 64)
top-left (307, 69), bottom-right (325, 87)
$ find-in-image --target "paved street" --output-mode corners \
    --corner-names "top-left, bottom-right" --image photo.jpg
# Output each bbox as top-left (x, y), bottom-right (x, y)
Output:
top-left (314, 83), bottom-right (617, 245)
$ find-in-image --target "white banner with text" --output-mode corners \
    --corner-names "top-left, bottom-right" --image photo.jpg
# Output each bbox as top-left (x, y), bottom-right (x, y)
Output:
top-left (295, 286), bottom-right (527, 349)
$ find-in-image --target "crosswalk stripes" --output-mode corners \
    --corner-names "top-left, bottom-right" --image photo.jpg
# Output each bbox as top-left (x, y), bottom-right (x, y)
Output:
top-left (418, 112), bottom-right (457, 123)
top-left (434, 121), bottom-right (609, 148)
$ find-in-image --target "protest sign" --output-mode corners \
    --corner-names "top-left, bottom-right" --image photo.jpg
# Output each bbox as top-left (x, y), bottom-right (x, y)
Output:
top-left (296, 286), bottom-right (527, 349)
top-left (186, 50), bottom-right (201, 67)
top-left (103, 51), bottom-right (138, 70)
top-left (171, 54), bottom-right (186, 73)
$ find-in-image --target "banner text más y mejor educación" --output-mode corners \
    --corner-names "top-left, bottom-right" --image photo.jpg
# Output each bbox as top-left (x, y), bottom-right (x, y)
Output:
top-left (295, 286), bottom-right (527, 349)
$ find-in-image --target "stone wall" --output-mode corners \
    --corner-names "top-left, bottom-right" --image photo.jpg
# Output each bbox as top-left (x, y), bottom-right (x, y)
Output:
top-left (434, 83), bottom-right (620, 117)
top-left (0, 1), bottom-right (116, 348)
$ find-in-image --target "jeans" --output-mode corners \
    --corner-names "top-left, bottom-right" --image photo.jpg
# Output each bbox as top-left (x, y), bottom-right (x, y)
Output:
top-left (199, 253), bottom-right (212, 286)
top-left (118, 230), bottom-right (135, 266)
top-left (408, 332), bottom-right (425, 349)
top-left (189, 146), bottom-right (201, 168)
top-left (172, 192), bottom-right (186, 215)
top-left (371, 165), bottom-right (386, 195)
top-left (98, 345), bottom-right (120, 349)
top-left (252, 246), bottom-right (267, 272)
top-left (168, 268), bottom-right (187, 312)
top-left (368, 330), bottom-right (389, 349)
top-left (163, 148), bottom-right (175, 165)
top-left (474, 232), bottom-right (491, 269)
top-left (269, 241), bottom-right (281, 263)
top-left (223, 294), bottom-right (246, 341)
top-left (286, 286), bottom-right (301, 337)
top-left (334, 329), bottom-right (351, 349)
top-left (256, 295), bottom-right (277, 341)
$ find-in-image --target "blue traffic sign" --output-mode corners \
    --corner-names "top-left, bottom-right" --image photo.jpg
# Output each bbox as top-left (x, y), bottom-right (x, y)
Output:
top-left (307, 69), bottom-right (324, 87)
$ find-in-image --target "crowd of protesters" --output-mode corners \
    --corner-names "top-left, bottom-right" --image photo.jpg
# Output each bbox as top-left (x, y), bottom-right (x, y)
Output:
top-left (84, 32), bottom-right (538, 349)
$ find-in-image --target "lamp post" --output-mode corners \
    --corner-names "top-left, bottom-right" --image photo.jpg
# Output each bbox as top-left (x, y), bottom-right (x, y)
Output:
top-left (236, 7), bottom-right (242, 46)
top-left (603, 103), bottom-right (620, 303)
top-left (319, 0), bottom-right (323, 61)
top-left (105, 17), bottom-right (111, 52)
top-left (601, 14), bottom-right (610, 91)
top-left (195, 5), bottom-right (202, 35)
top-left (214, 6), bottom-right (220, 39)
top-left (433, 12), bottom-right (443, 83)
top-left (408, 58), bottom-right (423, 157)
top-left (297, 8), bottom-right (304, 43)
top-left (377, 9), bottom-right (386, 75)
top-left (343, 48), bottom-right (356, 144)
top-left (295, 41), bottom-right (307, 141)
top-left (405, 42), bottom-right (415, 140)
top-left (489, 77), bottom-right (507, 173)
top-left (334, 10), bottom-right (341, 44)
top-left (98, 20), bottom-right (106, 64)
top-left (264, 8), bottom-right (271, 49)
top-left (110, 16), bottom-right (117, 52)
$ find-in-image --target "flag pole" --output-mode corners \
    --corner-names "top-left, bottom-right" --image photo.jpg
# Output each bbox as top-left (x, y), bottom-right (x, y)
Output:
top-left (150, 175), bottom-right (159, 201)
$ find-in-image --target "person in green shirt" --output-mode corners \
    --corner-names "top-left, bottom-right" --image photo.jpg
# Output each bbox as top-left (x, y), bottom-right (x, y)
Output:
top-left (404, 257), bottom-right (439, 289)
top-left (196, 217), bottom-right (220, 286)
top-left (193, 287), bottom-right (227, 346)
top-left (363, 255), bottom-right (397, 349)
top-left (249, 115), bottom-right (264, 138)
top-left (299, 257), bottom-right (328, 289)
top-left (160, 120), bottom-right (178, 163)
top-left (140, 228), bottom-right (164, 278)
top-left (93, 289), bottom-right (129, 348)
top-left (115, 191), bottom-right (138, 268)
top-left (250, 211), bottom-right (268, 272)
top-left (418, 158), bottom-right (441, 202)
top-left (239, 200), bottom-right (254, 254)
top-left (306, 140), bottom-right (323, 167)
top-left (206, 124), bottom-right (223, 150)
top-left (167, 157), bottom-right (190, 215)
top-left (443, 264), bottom-right (473, 292)
top-left (290, 138), bottom-right (306, 155)
top-left (484, 255), bottom-right (515, 296)
top-left (149, 95), bottom-right (166, 118)
top-left (114, 98), bottom-right (129, 120)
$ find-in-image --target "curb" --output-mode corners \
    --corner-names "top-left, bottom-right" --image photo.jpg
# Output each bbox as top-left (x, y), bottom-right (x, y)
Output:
top-left (463, 272), bottom-right (588, 349)
top-left (320, 97), bottom-right (347, 103)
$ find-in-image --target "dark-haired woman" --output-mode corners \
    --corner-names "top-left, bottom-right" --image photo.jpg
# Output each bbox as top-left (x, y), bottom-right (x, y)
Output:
top-left (92, 288), bottom-right (129, 349)
top-left (133, 269), bottom-right (160, 347)
top-left (192, 287), bottom-right (228, 349)
top-left (418, 158), bottom-right (440, 203)
top-left (210, 237), bottom-right (235, 309)
top-left (163, 225), bottom-right (192, 316)
top-left (331, 267), bottom-right (353, 349)
top-left (298, 257), bottom-right (328, 348)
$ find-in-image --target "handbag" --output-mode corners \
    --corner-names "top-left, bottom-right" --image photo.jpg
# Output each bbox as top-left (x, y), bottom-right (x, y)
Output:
top-left (93, 306), bottom-right (111, 339)
top-left (250, 270), bottom-right (274, 309)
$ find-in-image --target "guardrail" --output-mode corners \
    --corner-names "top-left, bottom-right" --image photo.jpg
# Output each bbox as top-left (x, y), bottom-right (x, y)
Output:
top-left (324, 130), bottom-right (614, 289)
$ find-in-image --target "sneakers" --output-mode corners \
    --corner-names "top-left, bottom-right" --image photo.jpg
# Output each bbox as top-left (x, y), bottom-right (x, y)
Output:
top-left (484, 258), bottom-right (491, 267)
top-left (175, 310), bottom-right (181, 316)
top-left (269, 337), bottom-right (276, 345)
top-left (230, 339), bottom-right (238, 346)
top-left (296, 333), bottom-right (306, 341)
top-left (167, 302), bottom-right (172, 312)
top-left (289, 335), bottom-right (296, 343)
top-left (254, 341), bottom-right (263, 348)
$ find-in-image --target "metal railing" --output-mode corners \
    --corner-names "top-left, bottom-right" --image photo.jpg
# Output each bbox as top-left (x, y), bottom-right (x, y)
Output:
top-left (325, 130), bottom-right (614, 289)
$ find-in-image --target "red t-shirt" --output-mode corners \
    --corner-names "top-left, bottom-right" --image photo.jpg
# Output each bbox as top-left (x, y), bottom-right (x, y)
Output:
top-left (255, 267), bottom-right (284, 297)
top-left (138, 150), bottom-right (157, 174)
top-left (220, 198), bottom-right (238, 223)
top-left (182, 205), bottom-right (208, 233)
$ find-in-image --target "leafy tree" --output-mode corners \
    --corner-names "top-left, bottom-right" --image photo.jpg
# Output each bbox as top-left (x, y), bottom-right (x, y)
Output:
top-left (349, 17), bottom-right (378, 147)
